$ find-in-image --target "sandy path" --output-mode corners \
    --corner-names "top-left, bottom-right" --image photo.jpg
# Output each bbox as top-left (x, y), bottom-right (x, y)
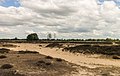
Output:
top-left (7, 43), bottom-right (120, 76)
top-left (9, 43), bottom-right (120, 68)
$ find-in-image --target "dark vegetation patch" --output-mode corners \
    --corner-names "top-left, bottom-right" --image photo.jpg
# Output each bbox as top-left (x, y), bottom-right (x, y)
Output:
top-left (39, 45), bottom-right (42, 47)
top-left (0, 69), bottom-right (25, 76)
top-left (26, 56), bottom-right (77, 76)
top-left (45, 56), bottom-right (53, 59)
top-left (46, 43), bottom-right (63, 48)
top-left (2, 44), bottom-right (17, 47)
top-left (64, 45), bottom-right (120, 56)
top-left (0, 55), bottom-right (7, 59)
top-left (0, 48), bottom-right (10, 53)
top-left (55, 58), bottom-right (63, 62)
top-left (18, 50), bottom-right (39, 54)
top-left (0, 64), bottom-right (13, 69)
top-left (112, 56), bottom-right (120, 59)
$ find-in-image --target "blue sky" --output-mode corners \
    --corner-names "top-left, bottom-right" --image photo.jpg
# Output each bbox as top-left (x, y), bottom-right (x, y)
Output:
top-left (0, 0), bottom-right (120, 8)
top-left (98, 0), bottom-right (120, 6)
top-left (0, 0), bottom-right (20, 7)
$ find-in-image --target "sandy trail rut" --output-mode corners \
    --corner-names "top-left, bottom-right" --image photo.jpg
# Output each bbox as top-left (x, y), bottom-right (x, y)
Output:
top-left (10, 43), bottom-right (120, 68)
top-left (7, 43), bottom-right (120, 76)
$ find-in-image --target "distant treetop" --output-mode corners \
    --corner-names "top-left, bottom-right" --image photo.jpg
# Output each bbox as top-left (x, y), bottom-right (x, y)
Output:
top-left (27, 33), bottom-right (39, 41)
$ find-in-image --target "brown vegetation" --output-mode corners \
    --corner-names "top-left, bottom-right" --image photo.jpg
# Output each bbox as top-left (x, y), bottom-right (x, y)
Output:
top-left (46, 43), bottom-right (63, 48)
top-left (64, 45), bottom-right (120, 56)
top-left (0, 48), bottom-right (11, 53)
top-left (0, 55), bottom-right (7, 59)
top-left (18, 50), bottom-right (39, 54)
top-left (1, 64), bottom-right (13, 69)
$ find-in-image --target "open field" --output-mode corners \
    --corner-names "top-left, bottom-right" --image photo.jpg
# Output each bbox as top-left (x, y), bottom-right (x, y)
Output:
top-left (0, 42), bottom-right (120, 76)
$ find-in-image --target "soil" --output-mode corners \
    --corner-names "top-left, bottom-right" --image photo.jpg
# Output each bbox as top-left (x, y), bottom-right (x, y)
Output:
top-left (0, 43), bottom-right (120, 76)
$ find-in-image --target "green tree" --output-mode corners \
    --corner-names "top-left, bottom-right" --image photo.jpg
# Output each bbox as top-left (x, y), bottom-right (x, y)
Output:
top-left (27, 33), bottom-right (39, 41)
top-left (47, 33), bottom-right (52, 40)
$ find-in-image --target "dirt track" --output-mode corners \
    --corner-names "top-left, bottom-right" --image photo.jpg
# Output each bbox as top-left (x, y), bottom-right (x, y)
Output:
top-left (7, 43), bottom-right (120, 76)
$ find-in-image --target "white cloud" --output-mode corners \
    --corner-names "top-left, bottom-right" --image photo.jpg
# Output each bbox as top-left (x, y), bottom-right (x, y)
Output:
top-left (0, 0), bottom-right (120, 39)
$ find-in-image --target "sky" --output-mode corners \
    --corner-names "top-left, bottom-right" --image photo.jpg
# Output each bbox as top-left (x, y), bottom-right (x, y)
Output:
top-left (0, 0), bottom-right (120, 39)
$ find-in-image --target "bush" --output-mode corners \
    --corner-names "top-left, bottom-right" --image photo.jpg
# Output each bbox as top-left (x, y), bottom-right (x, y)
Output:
top-left (37, 60), bottom-right (45, 64)
top-left (18, 50), bottom-right (39, 54)
top-left (0, 48), bottom-right (10, 54)
top-left (46, 43), bottom-right (63, 48)
top-left (45, 56), bottom-right (53, 59)
top-left (112, 56), bottom-right (120, 59)
top-left (56, 58), bottom-right (63, 62)
top-left (0, 70), bottom-right (25, 76)
top-left (39, 45), bottom-right (42, 47)
top-left (2, 44), bottom-right (17, 47)
top-left (1, 64), bottom-right (13, 69)
top-left (0, 55), bottom-right (7, 59)
top-left (45, 62), bottom-right (51, 66)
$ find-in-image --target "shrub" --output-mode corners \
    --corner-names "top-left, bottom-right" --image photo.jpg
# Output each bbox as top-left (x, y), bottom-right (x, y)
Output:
top-left (45, 62), bottom-right (51, 66)
top-left (46, 43), bottom-right (63, 48)
top-left (18, 50), bottom-right (39, 54)
top-left (112, 56), bottom-right (120, 59)
top-left (36, 60), bottom-right (45, 66)
top-left (0, 48), bottom-right (10, 54)
top-left (2, 44), bottom-right (17, 47)
top-left (0, 55), bottom-right (7, 59)
top-left (45, 56), bottom-right (53, 59)
top-left (1, 64), bottom-right (13, 69)
top-left (56, 58), bottom-right (63, 62)
top-left (37, 60), bottom-right (45, 64)
top-left (39, 45), bottom-right (42, 47)
top-left (0, 70), bottom-right (25, 76)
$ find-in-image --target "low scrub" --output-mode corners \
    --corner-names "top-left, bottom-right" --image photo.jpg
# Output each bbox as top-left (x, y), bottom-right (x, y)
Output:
top-left (18, 50), bottom-right (39, 54)
top-left (0, 48), bottom-right (10, 54)
top-left (46, 43), bottom-right (63, 48)
top-left (0, 55), bottom-right (7, 59)
top-left (45, 56), bottom-right (53, 59)
top-left (112, 56), bottom-right (120, 59)
top-left (2, 44), bottom-right (17, 47)
top-left (56, 58), bottom-right (63, 62)
top-left (1, 64), bottom-right (13, 69)
top-left (64, 45), bottom-right (120, 56)
top-left (45, 62), bottom-right (51, 66)
top-left (0, 70), bottom-right (25, 76)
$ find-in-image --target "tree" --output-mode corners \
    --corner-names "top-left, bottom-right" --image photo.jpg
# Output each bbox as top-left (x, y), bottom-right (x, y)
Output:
top-left (47, 33), bottom-right (52, 40)
top-left (27, 33), bottom-right (39, 41)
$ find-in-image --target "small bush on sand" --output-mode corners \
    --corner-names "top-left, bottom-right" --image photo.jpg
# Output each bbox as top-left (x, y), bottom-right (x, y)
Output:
top-left (36, 60), bottom-right (45, 66)
top-left (56, 58), bottom-right (63, 62)
top-left (45, 62), bottom-right (51, 66)
top-left (0, 48), bottom-right (10, 54)
top-left (112, 55), bottom-right (120, 59)
top-left (45, 56), bottom-right (53, 59)
top-left (36, 60), bottom-right (52, 66)
top-left (39, 45), bottom-right (42, 47)
top-left (18, 50), bottom-right (39, 54)
top-left (1, 64), bottom-right (13, 69)
top-left (0, 70), bottom-right (25, 76)
top-left (2, 44), bottom-right (17, 47)
top-left (46, 43), bottom-right (63, 48)
top-left (37, 60), bottom-right (45, 64)
top-left (0, 55), bottom-right (7, 59)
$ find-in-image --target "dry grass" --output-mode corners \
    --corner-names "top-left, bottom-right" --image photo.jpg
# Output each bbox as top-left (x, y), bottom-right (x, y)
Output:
top-left (0, 55), bottom-right (7, 59)
top-left (18, 50), bottom-right (39, 54)
top-left (1, 64), bottom-right (13, 69)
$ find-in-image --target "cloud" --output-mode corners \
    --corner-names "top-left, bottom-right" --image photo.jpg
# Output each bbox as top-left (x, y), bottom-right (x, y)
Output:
top-left (0, 0), bottom-right (120, 39)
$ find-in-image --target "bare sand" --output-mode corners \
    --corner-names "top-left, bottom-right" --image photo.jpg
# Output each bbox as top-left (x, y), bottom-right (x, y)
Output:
top-left (5, 43), bottom-right (120, 76)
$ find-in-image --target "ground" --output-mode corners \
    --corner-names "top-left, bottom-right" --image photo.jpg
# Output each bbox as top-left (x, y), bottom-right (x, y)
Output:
top-left (0, 42), bottom-right (120, 76)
